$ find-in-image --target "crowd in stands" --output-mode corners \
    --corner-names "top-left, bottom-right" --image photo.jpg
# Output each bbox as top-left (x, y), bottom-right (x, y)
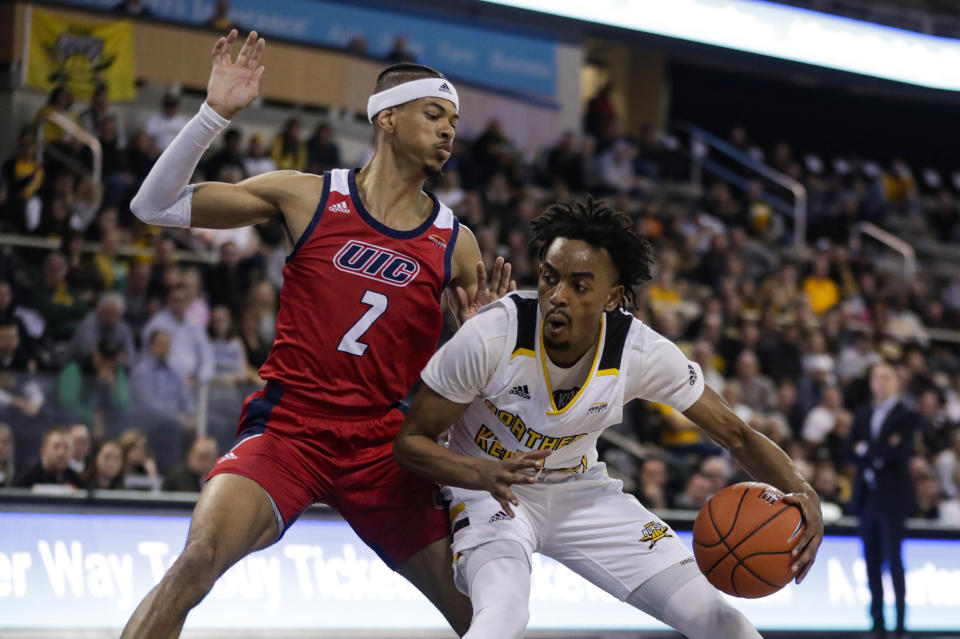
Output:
top-left (1, 79), bottom-right (959, 531)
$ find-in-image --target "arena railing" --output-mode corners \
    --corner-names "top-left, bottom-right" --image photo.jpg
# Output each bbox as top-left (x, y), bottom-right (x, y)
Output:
top-left (36, 111), bottom-right (102, 185)
top-left (849, 221), bottom-right (917, 283)
top-left (684, 123), bottom-right (808, 250)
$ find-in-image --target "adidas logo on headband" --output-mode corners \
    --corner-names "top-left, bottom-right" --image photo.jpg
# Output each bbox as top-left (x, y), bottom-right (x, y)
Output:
top-left (367, 77), bottom-right (460, 123)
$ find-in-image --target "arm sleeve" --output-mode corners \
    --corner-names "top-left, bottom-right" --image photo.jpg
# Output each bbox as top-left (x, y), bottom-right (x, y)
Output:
top-left (129, 103), bottom-right (230, 228)
top-left (626, 328), bottom-right (705, 413)
top-left (420, 305), bottom-right (508, 404)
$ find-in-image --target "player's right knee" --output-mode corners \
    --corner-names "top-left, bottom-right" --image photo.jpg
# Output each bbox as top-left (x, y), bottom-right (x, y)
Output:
top-left (462, 548), bottom-right (531, 639)
top-left (174, 538), bottom-right (220, 586)
top-left (458, 540), bottom-right (530, 596)
top-left (470, 597), bottom-right (528, 639)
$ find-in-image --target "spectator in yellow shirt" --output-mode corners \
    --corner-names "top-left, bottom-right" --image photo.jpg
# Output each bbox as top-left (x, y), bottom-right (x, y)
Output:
top-left (803, 253), bottom-right (839, 315)
top-left (271, 118), bottom-right (307, 171)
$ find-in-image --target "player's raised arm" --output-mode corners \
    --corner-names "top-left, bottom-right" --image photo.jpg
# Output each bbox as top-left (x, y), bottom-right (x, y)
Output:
top-left (683, 385), bottom-right (824, 584)
top-left (130, 30), bottom-right (300, 230)
top-left (446, 225), bottom-right (517, 325)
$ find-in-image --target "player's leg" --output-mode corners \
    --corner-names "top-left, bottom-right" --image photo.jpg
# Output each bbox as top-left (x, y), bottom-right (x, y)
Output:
top-left (541, 471), bottom-right (760, 638)
top-left (859, 506), bottom-right (886, 629)
top-left (456, 541), bottom-right (532, 639)
top-left (337, 420), bottom-right (538, 639)
top-left (124, 389), bottom-right (320, 638)
top-left (881, 515), bottom-right (907, 632)
top-left (396, 536), bottom-right (473, 636)
top-left (331, 410), bottom-right (479, 634)
top-left (120, 473), bottom-right (280, 638)
top-left (626, 562), bottom-right (762, 638)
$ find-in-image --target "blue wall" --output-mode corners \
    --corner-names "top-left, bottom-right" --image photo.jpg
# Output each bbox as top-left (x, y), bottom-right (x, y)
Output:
top-left (54, 0), bottom-right (558, 96)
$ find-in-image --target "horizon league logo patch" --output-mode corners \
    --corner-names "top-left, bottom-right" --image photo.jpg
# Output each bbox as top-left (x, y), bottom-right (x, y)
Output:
top-left (333, 240), bottom-right (421, 287)
top-left (588, 401), bottom-right (608, 415)
top-left (639, 521), bottom-right (672, 549)
top-left (688, 364), bottom-right (698, 386)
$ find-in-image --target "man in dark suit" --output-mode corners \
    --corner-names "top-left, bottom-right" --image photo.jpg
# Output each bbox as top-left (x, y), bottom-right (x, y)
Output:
top-left (847, 361), bottom-right (915, 638)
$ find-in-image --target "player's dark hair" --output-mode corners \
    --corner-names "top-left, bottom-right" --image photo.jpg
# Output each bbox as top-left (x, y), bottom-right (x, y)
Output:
top-left (374, 63), bottom-right (445, 93)
top-left (529, 197), bottom-right (654, 309)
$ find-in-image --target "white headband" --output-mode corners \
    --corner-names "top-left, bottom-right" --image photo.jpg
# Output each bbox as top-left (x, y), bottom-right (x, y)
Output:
top-left (367, 78), bottom-right (459, 124)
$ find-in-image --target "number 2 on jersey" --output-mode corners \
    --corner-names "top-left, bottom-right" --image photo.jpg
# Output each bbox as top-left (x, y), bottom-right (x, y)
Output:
top-left (337, 290), bottom-right (388, 356)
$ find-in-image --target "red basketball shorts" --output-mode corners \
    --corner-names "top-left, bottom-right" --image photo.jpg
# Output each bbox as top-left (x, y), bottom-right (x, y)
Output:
top-left (206, 383), bottom-right (450, 569)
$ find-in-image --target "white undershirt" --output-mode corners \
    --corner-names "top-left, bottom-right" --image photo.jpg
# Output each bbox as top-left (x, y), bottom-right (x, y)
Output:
top-left (544, 342), bottom-right (596, 409)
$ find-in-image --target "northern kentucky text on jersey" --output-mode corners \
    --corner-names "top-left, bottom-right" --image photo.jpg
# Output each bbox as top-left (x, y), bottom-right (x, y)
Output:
top-left (477, 399), bottom-right (591, 455)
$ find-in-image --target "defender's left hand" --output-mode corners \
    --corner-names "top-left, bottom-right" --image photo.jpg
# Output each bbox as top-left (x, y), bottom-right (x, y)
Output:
top-left (454, 257), bottom-right (516, 324)
top-left (782, 490), bottom-right (824, 584)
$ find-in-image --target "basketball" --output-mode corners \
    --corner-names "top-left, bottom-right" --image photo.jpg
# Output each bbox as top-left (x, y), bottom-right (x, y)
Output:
top-left (692, 482), bottom-right (805, 598)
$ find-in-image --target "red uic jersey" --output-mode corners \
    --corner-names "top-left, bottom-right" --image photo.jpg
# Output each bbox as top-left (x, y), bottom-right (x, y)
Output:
top-left (259, 168), bottom-right (460, 416)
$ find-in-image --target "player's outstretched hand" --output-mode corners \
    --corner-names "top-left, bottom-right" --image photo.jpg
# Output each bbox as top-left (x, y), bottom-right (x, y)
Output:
top-left (207, 30), bottom-right (266, 120)
top-left (782, 490), bottom-right (823, 584)
top-left (455, 257), bottom-right (518, 324)
top-left (475, 450), bottom-right (550, 518)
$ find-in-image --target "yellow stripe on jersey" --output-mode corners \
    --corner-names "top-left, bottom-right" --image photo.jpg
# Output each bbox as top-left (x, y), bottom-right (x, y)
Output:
top-left (449, 502), bottom-right (466, 522)
top-left (596, 368), bottom-right (619, 377)
top-left (511, 348), bottom-right (535, 359)
top-left (541, 314), bottom-right (604, 416)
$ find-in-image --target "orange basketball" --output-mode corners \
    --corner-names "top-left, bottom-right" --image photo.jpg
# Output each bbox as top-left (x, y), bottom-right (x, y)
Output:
top-left (692, 481), bottom-right (804, 598)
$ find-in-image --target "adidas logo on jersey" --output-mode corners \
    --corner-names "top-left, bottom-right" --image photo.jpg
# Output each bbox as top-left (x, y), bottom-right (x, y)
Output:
top-left (488, 511), bottom-right (511, 523)
top-left (328, 201), bottom-right (351, 214)
top-left (509, 385), bottom-right (530, 399)
top-left (688, 364), bottom-right (698, 386)
top-left (438, 82), bottom-right (452, 94)
top-left (217, 451), bottom-right (238, 464)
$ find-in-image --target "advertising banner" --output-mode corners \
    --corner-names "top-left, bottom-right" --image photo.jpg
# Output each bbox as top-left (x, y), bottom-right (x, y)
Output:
top-left (1, 511), bottom-right (958, 631)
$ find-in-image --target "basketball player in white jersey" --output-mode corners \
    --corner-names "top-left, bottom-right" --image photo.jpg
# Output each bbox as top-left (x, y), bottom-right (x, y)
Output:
top-left (394, 198), bottom-right (824, 638)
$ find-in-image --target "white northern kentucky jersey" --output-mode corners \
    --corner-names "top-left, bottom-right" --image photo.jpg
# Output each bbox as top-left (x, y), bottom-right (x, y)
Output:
top-left (446, 291), bottom-right (639, 473)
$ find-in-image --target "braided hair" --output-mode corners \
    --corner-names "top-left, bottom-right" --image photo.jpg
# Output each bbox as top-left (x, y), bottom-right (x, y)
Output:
top-left (529, 197), bottom-right (654, 309)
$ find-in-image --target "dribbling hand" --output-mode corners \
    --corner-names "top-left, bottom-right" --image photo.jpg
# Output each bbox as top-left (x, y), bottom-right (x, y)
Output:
top-left (454, 257), bottom-right (518, 324)
top-left (475, 450), bottom-right (550, 518)
top-left (782, 490), bottom-right (824, 584)
top-left (207, 30), bottom-right (266, 120)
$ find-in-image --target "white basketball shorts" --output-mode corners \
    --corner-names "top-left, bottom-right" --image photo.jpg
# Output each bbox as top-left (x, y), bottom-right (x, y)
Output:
top-left (442, 464), bottom-right (694, 601)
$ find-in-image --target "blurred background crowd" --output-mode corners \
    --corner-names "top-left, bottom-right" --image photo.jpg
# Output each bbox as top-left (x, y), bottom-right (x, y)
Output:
top-left (1, 36), bottom-right (959, 531)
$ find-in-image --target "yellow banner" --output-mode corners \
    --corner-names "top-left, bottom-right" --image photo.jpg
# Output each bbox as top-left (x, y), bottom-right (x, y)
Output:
top-left (26, 8), bottom-right (135, 101)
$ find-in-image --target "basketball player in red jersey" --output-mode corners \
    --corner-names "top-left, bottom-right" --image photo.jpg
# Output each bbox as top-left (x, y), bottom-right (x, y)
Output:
top-left (121, 30), bottom-right (506, 637)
